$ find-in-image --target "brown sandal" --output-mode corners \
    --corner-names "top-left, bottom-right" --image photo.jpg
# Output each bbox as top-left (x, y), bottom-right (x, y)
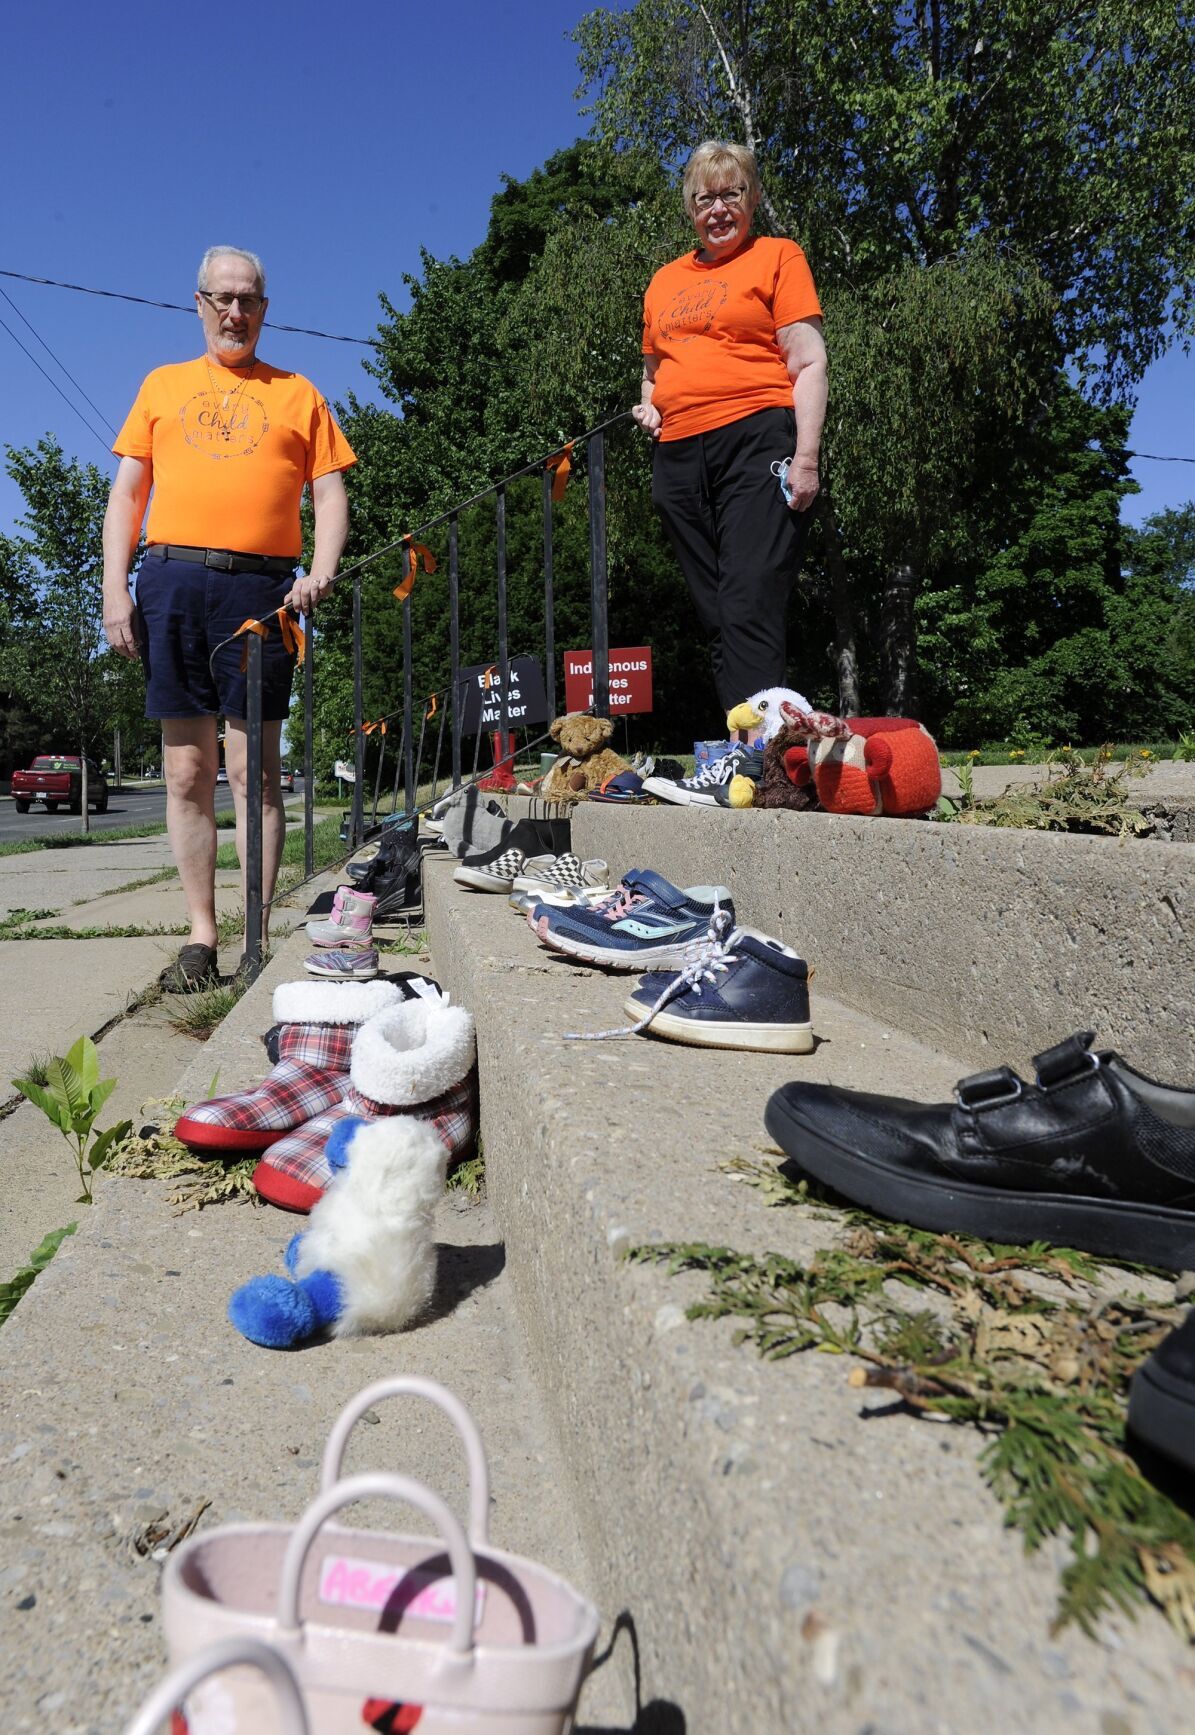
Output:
top-left (159, 943), bottom-right (219, 991)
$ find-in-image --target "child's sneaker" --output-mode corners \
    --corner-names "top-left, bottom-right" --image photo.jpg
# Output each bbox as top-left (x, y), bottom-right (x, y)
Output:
top-left (303, 946), bottom-right (380, 980)
top-left (531, 868), bottom-right (734, 970)
top-left (623, 924), bottom-right (813, 1052)
top-left (512, 853), bottom-right (608, 896)
top-left (643, 744), bottom-right (763, 807)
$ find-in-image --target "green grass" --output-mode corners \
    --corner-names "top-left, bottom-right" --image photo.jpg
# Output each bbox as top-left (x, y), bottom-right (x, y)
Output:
top-left (0, 811), bottom-right (237, 858)
top-left (939, 741), bottom-right (1179, 766)
top-left (166, 976), bottom-right (255, 1040)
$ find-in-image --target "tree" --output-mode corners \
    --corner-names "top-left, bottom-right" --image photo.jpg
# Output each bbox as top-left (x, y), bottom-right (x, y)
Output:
top-left (572, 0), bottom-right (1195, 710)
top-left (575, 0), bottom-right (1195, 396)
top-left (916, 396), bottom-right (1195, 744)
top-left (0, 437), bottom-right (130, 825)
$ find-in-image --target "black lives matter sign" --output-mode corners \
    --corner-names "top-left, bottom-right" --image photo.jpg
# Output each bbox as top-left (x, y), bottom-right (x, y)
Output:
top-left (456, 657), bottom-right (549, 735)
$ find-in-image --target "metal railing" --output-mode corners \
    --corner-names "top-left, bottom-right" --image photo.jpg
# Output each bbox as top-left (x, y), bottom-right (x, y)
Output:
top-left (238, 412), bottom-right (630, 975)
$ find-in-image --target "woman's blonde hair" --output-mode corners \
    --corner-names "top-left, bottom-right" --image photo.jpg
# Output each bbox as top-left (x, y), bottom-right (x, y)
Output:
top-left (682, 140), bottom-right (761, 213)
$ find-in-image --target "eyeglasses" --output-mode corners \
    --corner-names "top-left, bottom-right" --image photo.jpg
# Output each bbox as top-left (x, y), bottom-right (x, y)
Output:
top-left (693, 185), bottom-right (747, 213)
top-left (198, 290), bottom-right (265, 314)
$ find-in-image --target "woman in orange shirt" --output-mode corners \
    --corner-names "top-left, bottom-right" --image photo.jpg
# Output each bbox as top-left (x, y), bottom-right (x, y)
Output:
top-left (635, 140), bottom-right (828, 724)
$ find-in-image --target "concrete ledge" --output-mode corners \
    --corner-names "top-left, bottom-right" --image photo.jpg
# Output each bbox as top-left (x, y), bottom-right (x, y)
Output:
top-left (424, 858), bottom-right (1191, 1732)
top-left (570, 806), bottom-right (1195, 1079)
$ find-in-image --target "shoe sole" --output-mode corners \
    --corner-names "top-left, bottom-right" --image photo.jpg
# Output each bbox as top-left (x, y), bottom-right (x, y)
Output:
top-left (533, 916), bottom-right (700, 970)
top-left (763, 1088), bottom-right (1195, 1272)
top-left (640, 777), bottom-right (693, 805)
top-left (454, 867), bottom-right (515, 891)
top-left (1128, 1361), bottom-right (1195, 1472)
top-left (624, 1001), bottom-right (814, 1053)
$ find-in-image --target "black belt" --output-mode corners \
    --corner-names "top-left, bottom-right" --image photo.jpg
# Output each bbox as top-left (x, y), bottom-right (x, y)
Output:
top-left (157, 544), bottom-right (296, 578)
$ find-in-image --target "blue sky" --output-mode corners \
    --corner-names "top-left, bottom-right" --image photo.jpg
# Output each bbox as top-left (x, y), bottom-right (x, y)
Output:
top-left (1, 0), bottom-right (1191, 539)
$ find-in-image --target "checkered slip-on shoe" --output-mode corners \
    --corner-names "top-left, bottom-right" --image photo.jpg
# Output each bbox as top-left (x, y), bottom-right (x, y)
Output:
top-left (253, 997), bottom-right (478, 1213)
top-left (512, 853), bottom-right (608, 896)
top-left (454, 845), bottom-right (549, 892)
top-left (174, 980), bottom-right (403, 1155)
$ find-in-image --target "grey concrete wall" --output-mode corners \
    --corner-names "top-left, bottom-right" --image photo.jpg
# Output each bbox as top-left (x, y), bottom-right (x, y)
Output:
top-left (571, 806), bottom-right (1195, 1079)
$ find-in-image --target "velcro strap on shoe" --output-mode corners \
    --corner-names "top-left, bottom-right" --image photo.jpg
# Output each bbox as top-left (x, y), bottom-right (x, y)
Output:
top-left (955, 1065), bottom-right (1023, 1110)
top-left (1032, 1030), bottom-right (1098, 1089)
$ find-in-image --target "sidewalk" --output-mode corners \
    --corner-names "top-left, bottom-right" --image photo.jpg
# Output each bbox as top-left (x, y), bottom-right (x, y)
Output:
top-left (0, 841), bottom-right (628, 1732)
top-left (0, 839), bottom-right (269, 1273)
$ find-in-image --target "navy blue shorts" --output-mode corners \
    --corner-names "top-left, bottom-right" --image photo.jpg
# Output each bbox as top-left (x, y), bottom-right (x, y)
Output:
top-left (134, 548), bottom-right (297, 722)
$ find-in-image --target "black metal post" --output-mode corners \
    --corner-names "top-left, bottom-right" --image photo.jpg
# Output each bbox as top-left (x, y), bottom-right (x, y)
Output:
top-left (542, 467), bottom-right (556, 723)
top-left (303, 615), bottom-right (314, 879)
top-left (496, 485), bottom-right (510, 770)
top-left (244, 630), bottom-right (264, 971)
top-left (351, 575), bottom-right (364, 847)
top-left (449, 516), bottom-right (461, 789)
top-left (403, 584), bottom-right (415, 816)
top-left (588, 429), bottom-right (610, 718)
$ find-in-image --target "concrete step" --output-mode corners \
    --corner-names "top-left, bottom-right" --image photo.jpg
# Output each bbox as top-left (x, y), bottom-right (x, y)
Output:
top-left (423, 850), bottom-right (1192, 1733)
top-left (568, 804), bottom-right (1195, 1081)
top-left (0, 916), bottom-right (627, 1733)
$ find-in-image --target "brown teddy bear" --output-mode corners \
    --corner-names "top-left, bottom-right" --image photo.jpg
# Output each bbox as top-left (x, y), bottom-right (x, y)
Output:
top-left (539, 713), bottom-right (631, 804)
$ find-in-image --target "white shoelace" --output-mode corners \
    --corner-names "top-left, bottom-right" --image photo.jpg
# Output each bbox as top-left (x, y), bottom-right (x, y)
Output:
top-left (564, 906), bottom-right (739, 1041)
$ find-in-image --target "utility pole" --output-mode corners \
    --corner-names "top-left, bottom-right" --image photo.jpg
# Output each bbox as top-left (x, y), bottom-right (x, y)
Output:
top-left (113, 725), bottom-right (122, 790)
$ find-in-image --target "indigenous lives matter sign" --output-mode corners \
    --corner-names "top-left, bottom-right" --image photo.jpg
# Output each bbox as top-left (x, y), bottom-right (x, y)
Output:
top-left (563, 647), bottom-right (654, 715)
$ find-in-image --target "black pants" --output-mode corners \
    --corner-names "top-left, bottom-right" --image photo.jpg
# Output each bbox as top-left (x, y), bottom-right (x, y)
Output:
top-left (651, 406), bottom-right (809, 713)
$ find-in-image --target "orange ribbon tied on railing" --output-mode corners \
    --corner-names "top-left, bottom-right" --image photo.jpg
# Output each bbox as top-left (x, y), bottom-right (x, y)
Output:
top-left (426, 694), bottom-right (438, 720)
top-left (230, 608), bottom-right (305, 672)
top-left (275, 608), bottom-right (305, 665)
top-left (545, 443), bottom-right (574, 502)
top-left (360, 720), bottom-right (388, 738)
top-left (393, 537), bottom-right (438, 603)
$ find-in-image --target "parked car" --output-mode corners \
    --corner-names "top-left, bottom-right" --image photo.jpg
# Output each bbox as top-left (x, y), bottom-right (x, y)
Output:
top-left (11, 754), bottom-right (109, 815)
top-left (280, 766), bottom-right (296, 792)
top-left (215, 767), bottom-right (229, 784)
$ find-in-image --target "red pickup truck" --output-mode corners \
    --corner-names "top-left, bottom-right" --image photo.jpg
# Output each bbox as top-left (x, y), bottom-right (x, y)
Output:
top-left (11, 754), bottom-right (109, 815)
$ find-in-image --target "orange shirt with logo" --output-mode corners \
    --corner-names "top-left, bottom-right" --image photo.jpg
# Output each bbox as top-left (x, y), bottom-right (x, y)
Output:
top-left (113, 359), bottom-right (357, 558)
top-left (642, 236), bottom-right (822, 442)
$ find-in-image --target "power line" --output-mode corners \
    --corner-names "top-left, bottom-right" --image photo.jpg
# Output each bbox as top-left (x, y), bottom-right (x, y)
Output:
top-left (1128, 451), bottom-right (1195, 464)
top-left (0, 311), bottom-right (113, 458)
top-left (0, 285), bottom-right (117, 436)
top-left (0, 268), bottom-right (379, 347)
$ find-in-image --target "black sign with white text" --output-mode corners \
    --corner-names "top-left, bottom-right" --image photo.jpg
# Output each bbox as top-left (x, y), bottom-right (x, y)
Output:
top-left (456, 657), bottom-right (549, 734)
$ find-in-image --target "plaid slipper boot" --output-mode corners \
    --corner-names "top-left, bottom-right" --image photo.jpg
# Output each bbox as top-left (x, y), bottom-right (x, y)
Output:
top-left (175, 979), bottom-right (404, 1156)
top-left (252, 997), bottom-right (478, 1213)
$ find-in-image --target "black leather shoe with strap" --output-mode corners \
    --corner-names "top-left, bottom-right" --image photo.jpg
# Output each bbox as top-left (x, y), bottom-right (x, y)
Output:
top-left (764, 1032), bottom-right (1195, 1269)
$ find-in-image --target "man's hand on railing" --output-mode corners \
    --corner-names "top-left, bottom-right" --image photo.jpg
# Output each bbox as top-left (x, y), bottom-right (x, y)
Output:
top-left (285, 573), bottom-right (336, 615)
top-left (631, 402), bottom-right (663, 440)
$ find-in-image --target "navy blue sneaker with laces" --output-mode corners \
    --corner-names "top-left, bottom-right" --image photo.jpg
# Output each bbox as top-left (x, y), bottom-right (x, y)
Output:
top-left (531, 868), bottom-right (734, 969)
top-left (624, 922), bottom-right (814, 1052)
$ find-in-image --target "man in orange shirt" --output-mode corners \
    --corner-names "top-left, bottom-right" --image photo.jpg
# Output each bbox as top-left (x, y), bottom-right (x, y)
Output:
top-left (102, 245), bottom-right (356, 988)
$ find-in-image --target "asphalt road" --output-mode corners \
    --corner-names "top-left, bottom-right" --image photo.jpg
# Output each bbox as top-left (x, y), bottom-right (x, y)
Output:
top-left (0, 781), bottom-right (244, 845)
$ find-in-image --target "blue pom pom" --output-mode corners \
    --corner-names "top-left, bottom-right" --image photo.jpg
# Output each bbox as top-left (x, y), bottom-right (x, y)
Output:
top-left (228, 1274), bottom-right (318, 1348)
top-left (299, 1267), bottom-right (344, 1326)
top-left (283, 1232), bottom-right (305, 1276)
top-left (326, 1116), bottom-right (368, 1173)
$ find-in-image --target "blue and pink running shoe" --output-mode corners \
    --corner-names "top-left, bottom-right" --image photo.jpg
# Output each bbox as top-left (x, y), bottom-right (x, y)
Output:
top-left (530, 868), bottom-right (735, 970)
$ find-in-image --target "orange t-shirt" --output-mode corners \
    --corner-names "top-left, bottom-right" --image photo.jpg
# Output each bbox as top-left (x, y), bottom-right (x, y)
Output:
top-left (113, 358), bottom-right (357, 558)
top-left (642, 236), bottom-right (822, 442)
